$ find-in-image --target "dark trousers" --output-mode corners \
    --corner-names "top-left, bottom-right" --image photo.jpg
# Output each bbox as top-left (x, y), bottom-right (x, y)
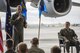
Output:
top-left (65, 40), bottom-right (79, 53)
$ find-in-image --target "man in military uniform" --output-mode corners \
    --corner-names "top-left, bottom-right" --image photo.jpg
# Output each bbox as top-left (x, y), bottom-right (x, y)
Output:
top-left (28, 37), bottom-right (45, 53)
top-left (10, 5), bottom-right (27, 50)
top-left (60, 22), bottom-right (79, 53)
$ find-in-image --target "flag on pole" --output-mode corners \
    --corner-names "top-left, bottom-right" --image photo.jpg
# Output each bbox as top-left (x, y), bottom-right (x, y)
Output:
top-left (5, 0), bottom-right (13, 39)
top-left (0, 18), bottom-right (3, 53)
top-left (20, 0), bottom-right (27, 20)
top-left (39, 0), bottom-right (47, 17)
top-left (38, 0), bottom-right (47, 39)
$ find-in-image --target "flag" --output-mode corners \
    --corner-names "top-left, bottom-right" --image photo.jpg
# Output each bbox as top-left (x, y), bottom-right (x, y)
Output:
top-left (39, 0), bottom-right (47, 17)
top-left (0, 19), bottom-right (3, 52)
top-left (5, 0), bottom-right (13, 39)
top-left (20, 0), bottom-right (27, 20)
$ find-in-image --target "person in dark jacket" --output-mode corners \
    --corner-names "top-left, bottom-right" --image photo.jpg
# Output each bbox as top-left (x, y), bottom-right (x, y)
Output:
top-left (28, 37), bottom-right (45, 53)
top-left (60, 22), bottom-right (79, 53)
top-left (5, 39), bottom-right (16, 53)
top-left (51, 46), bottom-right (61, 53)
top-left (16, 42), bottom-right (28, 53)
top-left (10, 5), bottom-right (27, 50)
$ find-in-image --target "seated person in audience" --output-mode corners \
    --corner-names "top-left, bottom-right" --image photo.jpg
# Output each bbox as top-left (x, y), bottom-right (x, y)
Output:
top-left (60, 22), bottom-right (79, 53)
top-left (16, 42), bottom-right (28, 53)
top-left (51, 46), bottom-right (61, 53)
top-left (28, 37), bottom-right (45, 53)
top-left (5, 39), bottom-right (16, 53)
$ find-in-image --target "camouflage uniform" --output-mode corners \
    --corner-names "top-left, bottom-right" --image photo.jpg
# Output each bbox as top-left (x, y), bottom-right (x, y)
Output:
top-left (5, 49), bottom-right (16, 53)
top-left (10, 13), bottom-right (27, 49)
top-left (60, 28), bottom-right (79, 53)
top-left (28, 46), bottom-right (45, 53)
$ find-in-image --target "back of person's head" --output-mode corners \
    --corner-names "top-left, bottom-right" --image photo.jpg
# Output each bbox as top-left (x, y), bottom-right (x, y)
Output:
top-left (51, 46), bottom-right (61, 53)
top-left (6, 39), bottom-right (13, 48)
top-left (31, 37), bottom-right (39, 45)
top-left (17, 42), bottom-right (28, 53)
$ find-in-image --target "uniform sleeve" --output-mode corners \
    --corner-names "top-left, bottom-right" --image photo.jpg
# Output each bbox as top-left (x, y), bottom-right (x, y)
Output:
top-left (22, 15), bottom-right (27, 28)
top-left (10, 15), bottom-right (15, 25)
top-left (24, 20), bottom-right (27, 28)
top-left (40, 49), bottom-right (45, 53)
top-left (42, 50), bottom-right (45, 53)
top-left (60, 29), bottom-right (69, 41)
top-left (72, 30), bottom-right (78, 37)
top-left (60, 29), bottom-right (64, 36)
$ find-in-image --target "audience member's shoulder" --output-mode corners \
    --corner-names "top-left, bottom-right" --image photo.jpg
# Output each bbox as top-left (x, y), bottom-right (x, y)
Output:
top-left (51, 46), bottom-right (61, 53)
top-left (38, 48), bottom-right (45, 53)
top-left (28, 47), bottom-right (45, 53)
top-left (28, 48), bottom-right (37, 53)
top-left (5, 50), bottom-right (16, 53)
top-left (28, 48), bottom-right (35, 53)
top-left (28, 48), bottom-right (33, 51)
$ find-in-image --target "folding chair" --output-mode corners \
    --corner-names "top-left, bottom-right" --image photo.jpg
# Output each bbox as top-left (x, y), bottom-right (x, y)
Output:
top-left (58, 32), bottom-right (65, 53)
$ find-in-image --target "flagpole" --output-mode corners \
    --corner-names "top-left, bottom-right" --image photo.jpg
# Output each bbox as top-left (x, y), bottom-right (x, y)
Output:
top-left (38, 0), bottom-right (47, 43)
top-left (38, 16), bottom-right (41, 40)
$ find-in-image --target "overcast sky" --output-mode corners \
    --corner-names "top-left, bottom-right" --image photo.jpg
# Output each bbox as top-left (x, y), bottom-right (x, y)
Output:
top-left (0, 0), bottom-right (80, 24)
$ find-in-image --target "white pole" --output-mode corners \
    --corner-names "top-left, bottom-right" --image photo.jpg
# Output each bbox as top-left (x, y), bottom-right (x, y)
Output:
top-left (38, 16), bottom-right (41, 40)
